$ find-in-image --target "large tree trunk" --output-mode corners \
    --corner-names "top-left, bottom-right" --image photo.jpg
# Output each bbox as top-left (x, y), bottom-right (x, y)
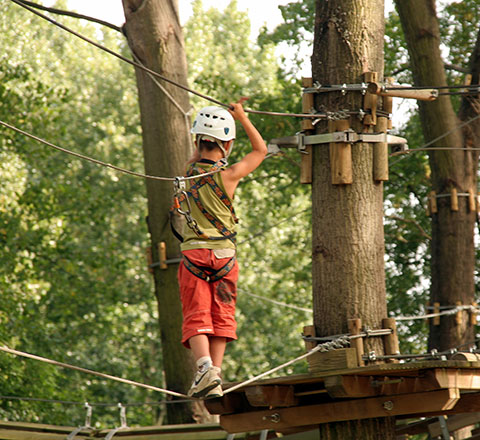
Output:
top-left (311, 0), bottom-right (394, 438)
top-left (122, 0), bottom-right (196, 424)
top-left (395, 0), bottom-right (479, 352)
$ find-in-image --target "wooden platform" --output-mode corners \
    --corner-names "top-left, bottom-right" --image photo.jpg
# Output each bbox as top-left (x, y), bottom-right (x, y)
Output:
top-left (205, 360), bottom-right (480, 434)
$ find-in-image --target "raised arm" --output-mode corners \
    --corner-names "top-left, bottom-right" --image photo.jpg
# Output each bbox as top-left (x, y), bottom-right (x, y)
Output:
top-left (222, 99), bottom-right (267, 190)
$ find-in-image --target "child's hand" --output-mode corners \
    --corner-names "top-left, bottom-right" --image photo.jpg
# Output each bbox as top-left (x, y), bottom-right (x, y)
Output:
top-left (228, 97), bottom-right (249, 121)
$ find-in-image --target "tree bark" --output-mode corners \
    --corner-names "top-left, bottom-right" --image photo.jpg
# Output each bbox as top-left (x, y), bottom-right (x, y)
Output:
top-left (312, 0), bottom-right (394, 438)
top-left (395, 0), bottom-right (479, 352)
top-left (122, 0), bottom-right (196, 424)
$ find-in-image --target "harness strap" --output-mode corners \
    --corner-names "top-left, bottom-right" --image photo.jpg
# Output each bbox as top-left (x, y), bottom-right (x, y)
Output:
top-left (182, 254), bottom-right (236, 283)
top-left (172, 159), bottom-right (237, 243)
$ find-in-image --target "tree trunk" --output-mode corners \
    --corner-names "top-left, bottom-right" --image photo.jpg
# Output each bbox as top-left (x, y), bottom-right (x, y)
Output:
top-left (395, 0), bottom-right (479, 352)
top-left (312, 0), bottom-right (394, 438)
top-left (122, 0), bottom-right (196, 424)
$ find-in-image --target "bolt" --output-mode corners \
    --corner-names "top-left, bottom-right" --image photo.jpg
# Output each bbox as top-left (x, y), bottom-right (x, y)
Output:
top-left (383, 400), bottom-right (394, 411)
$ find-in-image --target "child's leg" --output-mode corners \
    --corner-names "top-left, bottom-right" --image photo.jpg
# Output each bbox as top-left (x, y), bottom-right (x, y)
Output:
top-left (189, 334), bottom-right (210, 360)
top-left (209, 336), bottom-right (226, 367)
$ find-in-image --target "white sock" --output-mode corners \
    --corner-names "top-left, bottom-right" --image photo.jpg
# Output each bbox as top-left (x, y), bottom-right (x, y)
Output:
top-left (197, 356), bottom-right (212, 373)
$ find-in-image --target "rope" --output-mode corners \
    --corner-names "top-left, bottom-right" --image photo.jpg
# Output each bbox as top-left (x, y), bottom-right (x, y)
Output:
top-left (0, 345), bottom-right (189, 399)
top-left (10, 0), bottom-right (320, 120)
top-left (224, 338), bottom-right (349, 395)
top-left (238, 208), bottom-right (309, 245)
top-left (393, 305), bottom-right (478, 322)
top-left (239, 289), bottom-right (312, 314)
top-left (0, 119), bottom-right (219, 182)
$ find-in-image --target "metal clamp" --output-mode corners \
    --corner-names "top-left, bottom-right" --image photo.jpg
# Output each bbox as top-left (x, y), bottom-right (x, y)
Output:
top-left (66, 403), bottom-right (93, 440)
top-left (105, 403), bottom-right (128, 440)
top-left (268, 131), bottom-right (408, 154)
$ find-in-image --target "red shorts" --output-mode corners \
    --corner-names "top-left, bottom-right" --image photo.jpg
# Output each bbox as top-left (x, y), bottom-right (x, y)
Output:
top-left (178, 248), bottom-right (238, 348)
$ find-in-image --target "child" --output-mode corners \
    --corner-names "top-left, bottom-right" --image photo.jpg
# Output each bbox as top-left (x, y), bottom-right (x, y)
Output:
top-left (176, 98), bottom-right (267, 398)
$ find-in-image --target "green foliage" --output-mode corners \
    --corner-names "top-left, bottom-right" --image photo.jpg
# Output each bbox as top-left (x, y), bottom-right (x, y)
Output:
top-left (0, 1), bottom-right (161, 427)
top-left (1, 0), bottom-right (479, 431)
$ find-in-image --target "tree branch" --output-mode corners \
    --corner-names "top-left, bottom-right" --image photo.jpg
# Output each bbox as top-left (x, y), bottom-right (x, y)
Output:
top-left (16, 0), bottom-right (123, 32)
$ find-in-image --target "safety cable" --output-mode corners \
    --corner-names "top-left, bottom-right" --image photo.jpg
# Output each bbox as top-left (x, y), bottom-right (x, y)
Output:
top-left (0, 395), bottom-right (191, 407)
top-left (0, 345), bottom-right (189, 399)
top-left (9, 0), bottom-right (320, 119)
top-left (390, 113), bottom-right (480, 163)
top-left (0, 119), bottom-right (219, 182)
top-left (239, 289), bottom-right (312, 314)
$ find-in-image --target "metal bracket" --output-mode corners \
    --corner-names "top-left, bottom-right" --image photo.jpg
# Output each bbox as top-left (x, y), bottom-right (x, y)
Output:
top-left (268, 131), bottom-right (408, 154)
top-left (66, 403), bottom-right (93, 440)
top-left (105, 404), bottom-right (128, 440)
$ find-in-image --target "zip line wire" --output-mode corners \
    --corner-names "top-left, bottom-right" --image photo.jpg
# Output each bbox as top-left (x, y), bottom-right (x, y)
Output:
top-left (0, 119), bottom-right (219, 182)
top-left (12, 0), bottom-right (477, 114)
top-left (9, 0), bottom-right (320, 119)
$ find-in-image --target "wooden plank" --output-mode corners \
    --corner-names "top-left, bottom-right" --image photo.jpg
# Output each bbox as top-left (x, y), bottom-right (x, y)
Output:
top-left (300, 77), bottom-right (313, 184)
top-left (303, 325), bottom-right (316, 351)
top-left (429, 368), bottom-right (480, 390)
top-left (373, 116), bottom-right (389, 182)
top-left (451, 187), bottom-right (459, 211)
top-left (428, 412), bottom-right (480, 438)
top-left (158, 242), bottom-right (168, 269)
top-left (220, 389), bottom-right (460, 433)
top-left (348, 319), bottom-right (365, 366)
top-left (300, 145), bottom-right (313, 185)
top-left (329, 119), bottom-right (353, 185)
top-left (382, 318), bottom-right (400, 363)
top-left (244, 385), bottom-right (298, 408)
top-left (363, 72), bottom-right (378, 125)
top-left (205, 393), bottom-right (246, 415)
top-left (307, 348), bottom-right (358, 373)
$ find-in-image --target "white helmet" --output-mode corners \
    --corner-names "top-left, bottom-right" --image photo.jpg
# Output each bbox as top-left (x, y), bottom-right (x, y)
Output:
top-left (191, 106), bottom-right (236, 157)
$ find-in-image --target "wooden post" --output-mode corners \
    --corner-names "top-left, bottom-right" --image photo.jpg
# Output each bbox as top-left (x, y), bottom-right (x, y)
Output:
top-left (301, 77), bottom-right (314, 184)
top-left (433, 302), bottom-right (440, 326)
top-left (158, 242), bottom-right (168, 270)
top-left (373, 116), bottom-right (389, 182)
top-left (384, 77), bottom-right (394, 129)
top-left (455, 300), bottom-right (463, 326)
top-left (451, 188), bottom-right (459, 211)
top-left (303, 325), bottom-right (317, 351)
top-left (468, 188), bottom-right (476, 212)
top-left (470, 302), bottom-right (478, 326)
top-left (363, 72), bottom-right (378, 126)
top-left (429, 191), bottom-right (438, 215)
top-left (348, 318), bottom-right (365, 366)
top-left (382, 318), bottom-right (400, 363)
top-left (329, 119), bottom-right (353, 185)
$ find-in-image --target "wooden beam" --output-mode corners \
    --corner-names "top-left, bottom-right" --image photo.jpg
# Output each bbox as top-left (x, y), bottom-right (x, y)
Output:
top-left (329, 119), bottom-right (353, 185)
top-left (244, 385), bottom-right (298, 408)
top-left (300, 77), bottom-right (313, 184)
top-left (428, 412), bottom-right (480, 438)
top-left (307, 348), bottom-right (358, 373)
top-left (373, 116), bottom-right (389, 182)
top-left (205, 393), bottom-right (246, 415)
top-left (348, 318), bottom-right (364, 366)
top-left (428, 368), bottom-right (480, 390)
top-left (220, 389), bottom-right (460, 433)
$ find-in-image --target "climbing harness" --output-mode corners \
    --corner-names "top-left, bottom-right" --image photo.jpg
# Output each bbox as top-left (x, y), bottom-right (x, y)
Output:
top-left (171, 159), bottom-right (238, 244)
top-left (182, 253), bottom-right (236, 283)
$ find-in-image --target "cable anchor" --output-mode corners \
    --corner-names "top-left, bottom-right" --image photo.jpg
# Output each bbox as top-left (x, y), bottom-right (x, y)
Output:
top-left (66, 402), bottom-right (93, 440)
top-left (105, 403), bottom-right (128, 440)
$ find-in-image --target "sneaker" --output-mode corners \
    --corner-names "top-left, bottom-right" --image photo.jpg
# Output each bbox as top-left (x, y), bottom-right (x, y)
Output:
top-left (188, 366), bottom-right (222, 398)
top-left (205, 383), bottom-right (223, 399)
